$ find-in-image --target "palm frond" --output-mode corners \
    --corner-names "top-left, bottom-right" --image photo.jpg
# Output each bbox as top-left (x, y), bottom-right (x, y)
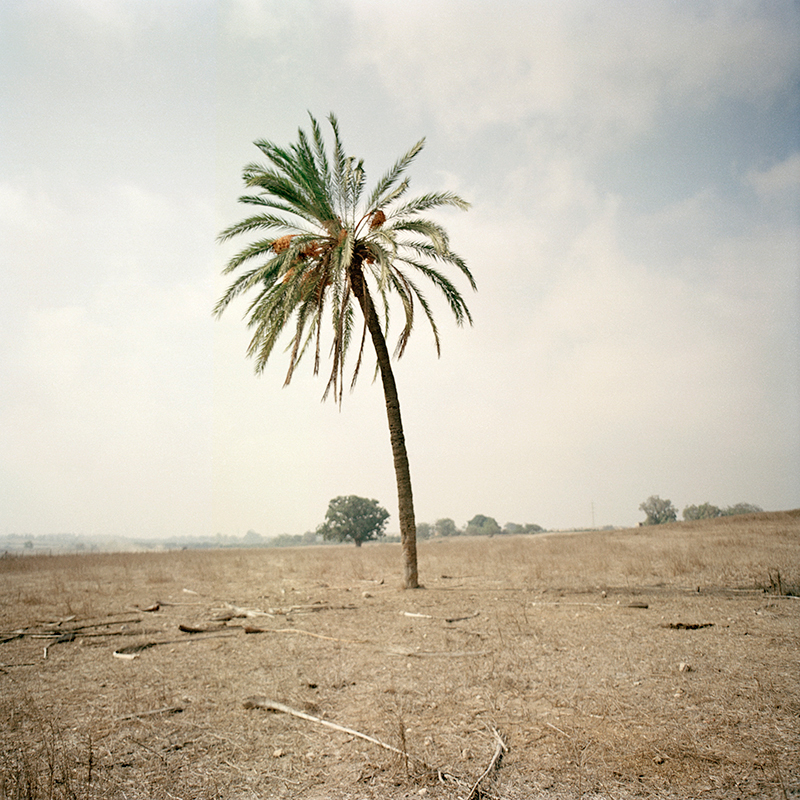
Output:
top-left (216, 113), bottom-right (474, 394)
top-left (216, 213), bottom-right (301, 243)
top-left (389, 191), bottom-right (470, 218)
top-left (364, 139), bottom-right (424, 211)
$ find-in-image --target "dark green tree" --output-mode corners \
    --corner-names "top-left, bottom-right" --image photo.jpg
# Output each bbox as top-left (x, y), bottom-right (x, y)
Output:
top-left (503, 522), bottom-right (544, 535)
top-left (466, 514), bottom-right (501, 537)
top-left (639, 495), bottom-right (678, 526)
top-left (683, 503), bottom-right (721, 521)
top-left (317, 495), bottom-right (390, 547)
top-left (214, 114), bottom-right (473, 588)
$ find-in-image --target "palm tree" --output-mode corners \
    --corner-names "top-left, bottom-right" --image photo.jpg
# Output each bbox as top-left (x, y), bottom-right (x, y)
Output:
top-left (214, 113), bottom-right (474, 588)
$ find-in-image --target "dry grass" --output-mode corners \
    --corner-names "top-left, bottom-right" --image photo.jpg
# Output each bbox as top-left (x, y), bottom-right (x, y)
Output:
top-left (1, 511), bottom-right (798, 799)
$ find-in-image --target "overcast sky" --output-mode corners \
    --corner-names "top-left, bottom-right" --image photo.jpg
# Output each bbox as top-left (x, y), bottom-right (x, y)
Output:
top-left (2, 0), bottom-right (799, 542)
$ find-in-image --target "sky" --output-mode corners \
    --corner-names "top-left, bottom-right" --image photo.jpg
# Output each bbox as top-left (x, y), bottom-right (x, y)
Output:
top-left (2, 0), bottom-right (799, 542)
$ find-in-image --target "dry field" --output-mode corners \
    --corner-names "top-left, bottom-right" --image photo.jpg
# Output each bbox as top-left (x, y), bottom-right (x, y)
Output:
top-left (1, 511), bottom-right (799, 800)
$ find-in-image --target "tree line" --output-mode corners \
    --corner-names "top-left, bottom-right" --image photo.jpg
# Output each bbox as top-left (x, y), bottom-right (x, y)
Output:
top-left (639, 495), bottom-right (764, 526)
top-left (313, 496), bottom-right (544, 547)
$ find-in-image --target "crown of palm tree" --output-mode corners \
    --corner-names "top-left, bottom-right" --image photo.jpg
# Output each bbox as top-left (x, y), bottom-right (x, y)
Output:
top-left (214, 113), bottom-right (475, 403)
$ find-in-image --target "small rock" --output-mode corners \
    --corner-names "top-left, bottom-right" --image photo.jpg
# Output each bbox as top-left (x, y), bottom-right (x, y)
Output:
top-left (362, 591), bottom-right (373, 598)
top-left (679, 662), bottom-right (692, 672)
top-left (272, 749), bottom-right (284, 758)
top-left (654, 755), bottom-right (665, 764)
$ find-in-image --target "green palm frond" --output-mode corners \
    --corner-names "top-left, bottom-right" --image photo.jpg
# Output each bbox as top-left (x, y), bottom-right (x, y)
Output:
top-left (389, 191), bottom-right (470, 218)
top-left (364, 140), bottom-right (424, 212)
top-left (216, 112), bottom-right (474, 399)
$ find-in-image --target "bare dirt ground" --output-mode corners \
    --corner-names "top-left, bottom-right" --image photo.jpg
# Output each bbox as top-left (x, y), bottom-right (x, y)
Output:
top-left (1, 511), bottom-right (799, 799)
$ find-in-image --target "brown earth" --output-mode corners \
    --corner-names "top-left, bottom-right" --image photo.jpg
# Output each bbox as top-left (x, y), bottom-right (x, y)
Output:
top-left (1, 511), bottom-right (799, 799)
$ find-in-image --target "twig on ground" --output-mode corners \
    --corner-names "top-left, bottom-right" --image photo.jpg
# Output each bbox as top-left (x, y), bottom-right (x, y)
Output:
top-left (243, 626), bottom-right (365, 643)
top-left (544, 721), bottom-right (571, 739)
top-left (43, 632), bottom-right (76, 658)
top-left (446, 612), bottom-right (481, 623)
top-left (112, 631), bottom-right (237, 659)
top-left (117, 705), bottom-right (185, 721)
top-left (662, 622), bottom-right (714, 630)
top-left (386, 647), bottom-right (486, 658)
top-left (244, 697), bottom-right (428, 763)
top-left (401, 611), bottom-right (480, 622)
top-left (243, 697), bottom-right (512, 799)
top-left (179, 623), bottom-right (226, 633)
top-left (465, 726), bottom-right (508, 800)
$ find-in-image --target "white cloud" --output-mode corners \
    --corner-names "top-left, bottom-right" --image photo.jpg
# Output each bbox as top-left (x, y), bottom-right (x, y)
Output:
top-left (352, 0), bottom-right (799, 149)
top-left (746, 152), bottom-right (800, 200)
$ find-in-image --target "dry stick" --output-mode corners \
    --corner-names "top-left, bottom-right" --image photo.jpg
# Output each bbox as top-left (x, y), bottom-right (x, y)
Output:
top-left (244, 697), bottom-right (421, 759)
top-left (243, 697), bottom-right (510, 799)
top-left (244, 697), bottom-right (446, 777)
top-left (445, 612), bottom-right (481, 623)
top-left (112, 631), bottom-right (237, 658)
top-left (243, 626), bottom-right (365, 644)
top-left (401, 611), bottom-right (480, 622)
top-left (43, 632), bottom-right (76, 658)
top-left (117, 705), bottom-right (185, 721)
top-left (544, 721), bottom-right (571, 739)
top-left (465, 726), bottom-right (508, 800)
top-left (386, 647), bottom-right (487, 658)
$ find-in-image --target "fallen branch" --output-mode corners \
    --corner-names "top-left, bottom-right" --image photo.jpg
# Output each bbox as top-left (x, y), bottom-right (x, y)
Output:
top-left (445, 612), bottom-right (480, 623)
top-left (466, 726), bottom-right (508, 800)
top-left (243, 697), bottom-right (511, 799)
top-left (112, 631), bottom-right (237, 659)
top-left (117, 705), bottom-right (185, 721)
top-left (386, 647), bottom-right (486, 658)
top-left (401, 611), bottom-right (480, 623)
top-left (662, 622), bottom-right (714, 630)
top-left (243, 697), bottom-right (428, 764)
top-left (179, 623), bottom-right (226, 634)
top-left (242, 626), bottom-right (365, 644)
top-left (43, 632), bottom-right (76, 658)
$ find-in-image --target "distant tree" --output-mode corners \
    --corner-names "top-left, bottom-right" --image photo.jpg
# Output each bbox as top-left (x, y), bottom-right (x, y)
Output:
top-left (416, 522), bottom-right (433, 540)
top-left (243, 529), bottom-right (265, 545)
top-left (721, 503), bottom-right (764, 517)
top-left (271, 533), bottom-right (303, 547)
top-left (639, 496), bottom-right (678, 526)
top-left (317, 495), bottom-right (390, 547)
top-left (503, 522), bottom-right (544, 535)
top-left (466, 514), bottom-right (501, 537)
top-left (302, 530), bottom-right (321, 545)
top-left (683, 503), bottom-right (721, 521)
top-left (522, 523), bottom-right (544, 534)
top-left (434, 518), bottom-right (459, 537)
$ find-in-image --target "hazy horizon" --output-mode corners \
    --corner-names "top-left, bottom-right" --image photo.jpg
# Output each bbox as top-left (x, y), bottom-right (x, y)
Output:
top-left (2, 1), bottom-right (798, 541)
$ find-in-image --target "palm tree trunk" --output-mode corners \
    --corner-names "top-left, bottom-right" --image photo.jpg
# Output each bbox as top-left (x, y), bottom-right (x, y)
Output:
top-left (349, 267), bottom-right (419, 589)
